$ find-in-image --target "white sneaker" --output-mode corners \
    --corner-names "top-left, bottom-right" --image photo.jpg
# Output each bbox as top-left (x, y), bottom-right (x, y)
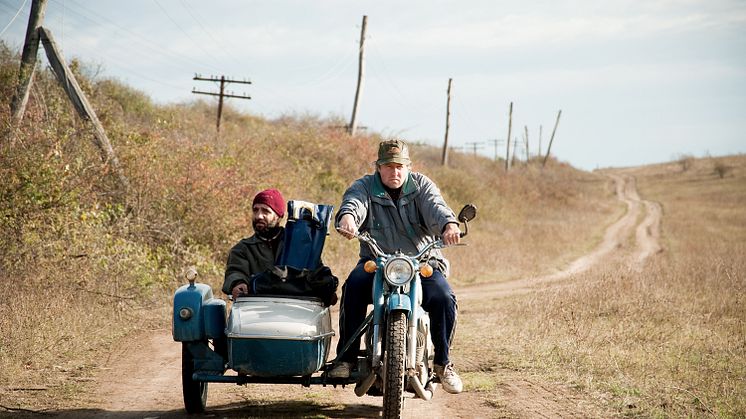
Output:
top-left (329, 361), bottom-right (353, 379)
top-left (434, 363), bottom-right (463, 394)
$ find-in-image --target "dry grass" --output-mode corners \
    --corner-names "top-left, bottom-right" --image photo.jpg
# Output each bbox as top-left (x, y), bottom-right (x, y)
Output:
top-left (456, 155), bottom-right (746, 418)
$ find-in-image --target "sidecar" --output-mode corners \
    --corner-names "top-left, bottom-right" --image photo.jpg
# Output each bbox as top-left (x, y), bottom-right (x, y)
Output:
top-left (172, 201), bottom-right (344, 413)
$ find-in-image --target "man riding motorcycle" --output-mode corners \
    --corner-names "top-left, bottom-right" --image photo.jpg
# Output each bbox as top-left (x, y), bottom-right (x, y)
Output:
top-left (331, 139), bottom-right (463, 394)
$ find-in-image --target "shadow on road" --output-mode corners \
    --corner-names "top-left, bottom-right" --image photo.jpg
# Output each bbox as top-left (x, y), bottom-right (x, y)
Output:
top-left (5, 399), bottom-right (382, 418)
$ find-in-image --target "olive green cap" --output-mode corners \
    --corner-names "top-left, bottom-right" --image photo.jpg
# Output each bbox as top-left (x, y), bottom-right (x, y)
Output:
top-left (376, 139), bottom-right (411, 165)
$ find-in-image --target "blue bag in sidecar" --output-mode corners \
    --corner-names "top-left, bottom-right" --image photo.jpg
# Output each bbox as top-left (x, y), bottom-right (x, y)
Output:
top-left (277, 200), bottom-right (334, 270)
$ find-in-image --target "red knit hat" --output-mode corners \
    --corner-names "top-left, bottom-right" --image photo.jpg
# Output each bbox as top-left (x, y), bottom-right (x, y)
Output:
top-left (252, 188), bottom-right (286, 217)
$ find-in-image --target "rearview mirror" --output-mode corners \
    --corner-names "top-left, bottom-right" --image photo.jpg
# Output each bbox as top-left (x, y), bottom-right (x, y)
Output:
top-left (457, 204), bottom-right (477, 223)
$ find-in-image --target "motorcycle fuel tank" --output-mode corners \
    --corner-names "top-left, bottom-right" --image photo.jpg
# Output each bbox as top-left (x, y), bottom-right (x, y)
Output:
top-left (226, 296), bottom-right (333, 377)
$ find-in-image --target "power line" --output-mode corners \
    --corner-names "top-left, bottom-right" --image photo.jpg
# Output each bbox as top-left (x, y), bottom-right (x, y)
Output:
top-left (0, 0), bottom-right (28, 37)
top-left (179, 1), bottom-right (221, 49)
top-left (464, 141), bottom-right (485, 157)
top-left (60, 0), bottom-right (221, 73)
top-left (154, 0), bottom-right (226, 69)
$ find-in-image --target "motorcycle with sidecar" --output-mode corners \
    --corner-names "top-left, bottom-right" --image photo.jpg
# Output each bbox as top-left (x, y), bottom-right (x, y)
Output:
top-left (172, 200), bottom-right (476, 418)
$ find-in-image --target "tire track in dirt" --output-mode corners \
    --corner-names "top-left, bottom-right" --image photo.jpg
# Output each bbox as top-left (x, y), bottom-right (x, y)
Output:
top-left (459, 173), bottom-right (662, 301)
top-left (66, 172), bottom-right (661, 418)
top-left (449, 172), bottom-right (663, 418)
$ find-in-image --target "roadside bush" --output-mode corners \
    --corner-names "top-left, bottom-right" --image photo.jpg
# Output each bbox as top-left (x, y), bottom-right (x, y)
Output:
top-left (713, 161), bottom-right (732, 179)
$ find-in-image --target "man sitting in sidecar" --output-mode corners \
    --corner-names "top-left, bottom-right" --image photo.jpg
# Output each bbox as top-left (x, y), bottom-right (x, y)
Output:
top-left (223, 188), bottom-right (337, 305)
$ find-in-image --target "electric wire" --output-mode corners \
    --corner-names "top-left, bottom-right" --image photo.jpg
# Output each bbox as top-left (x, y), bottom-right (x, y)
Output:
top-left (61, 0), bottom-right (222, 74)
top-left (366, 40), bottom-right (443, 140)
top-left (179, 0), bottom-right (247, 69)
top-left (0, 0), bottom-right (27, 37)
top-left (153, 0), bottom-right (228, 70)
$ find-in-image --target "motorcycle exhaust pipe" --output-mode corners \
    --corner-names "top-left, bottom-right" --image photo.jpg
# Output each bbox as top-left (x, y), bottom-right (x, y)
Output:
top-left (407, 373), bottom-right (433, 401)
top-left (354, 371), bottom-right (377, 397)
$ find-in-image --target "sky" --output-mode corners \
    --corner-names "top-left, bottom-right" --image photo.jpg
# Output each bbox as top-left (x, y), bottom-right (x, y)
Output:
top-left (1, 0), bottom-right (745, 170)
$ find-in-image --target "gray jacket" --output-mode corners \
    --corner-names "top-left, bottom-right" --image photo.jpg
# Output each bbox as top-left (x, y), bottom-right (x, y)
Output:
top-left (336, 171), bottom-right (458, 273)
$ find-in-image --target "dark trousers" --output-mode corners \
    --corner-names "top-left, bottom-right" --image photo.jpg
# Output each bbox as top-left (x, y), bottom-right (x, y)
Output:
top-left (336, 258), bottom-right (458, 366)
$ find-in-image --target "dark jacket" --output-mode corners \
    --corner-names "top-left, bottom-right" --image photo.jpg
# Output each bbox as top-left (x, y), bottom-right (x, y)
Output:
top-left (222, 229), bottom-right (284, 295)
top-left (336, 171), bottom-right (457, 274)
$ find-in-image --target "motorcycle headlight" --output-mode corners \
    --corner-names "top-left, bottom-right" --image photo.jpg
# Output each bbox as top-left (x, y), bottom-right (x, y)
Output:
top-left (384, 257), bottom-right (415, 286)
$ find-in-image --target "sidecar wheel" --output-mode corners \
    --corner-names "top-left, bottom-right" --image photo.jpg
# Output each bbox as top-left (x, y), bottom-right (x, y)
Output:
top-left (382, 311), bottom-right (407, 419)
top-left (182, 343), bottom-right (208, 413)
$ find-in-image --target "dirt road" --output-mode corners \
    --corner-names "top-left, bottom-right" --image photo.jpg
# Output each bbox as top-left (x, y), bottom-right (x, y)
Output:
top-left (59, 173), bottom-right (661, 418)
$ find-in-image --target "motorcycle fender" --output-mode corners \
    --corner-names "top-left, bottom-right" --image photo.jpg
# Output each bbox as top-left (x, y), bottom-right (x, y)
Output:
top-left (173, 282), bottom-right (216, 342)
top-left (387, 293), bottom-right (412, 313)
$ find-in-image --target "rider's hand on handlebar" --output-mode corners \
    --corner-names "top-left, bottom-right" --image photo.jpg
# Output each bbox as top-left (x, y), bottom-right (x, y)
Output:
top-left (336, 214), bottom-right (358, 240)
top-left (231, 282), bottom-right (249, 300)
top-left (442, 223), bottom-right (461, 246)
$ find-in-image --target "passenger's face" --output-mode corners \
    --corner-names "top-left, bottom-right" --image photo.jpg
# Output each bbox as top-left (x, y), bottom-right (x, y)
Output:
top-left (378, 163), bottom-right (409, 189)
top-left (252, 203), bottom-right (280, 232)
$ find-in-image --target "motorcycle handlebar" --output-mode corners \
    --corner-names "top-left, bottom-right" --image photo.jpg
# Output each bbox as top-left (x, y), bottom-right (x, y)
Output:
top-left (337, 228), bottom-right (447, 260)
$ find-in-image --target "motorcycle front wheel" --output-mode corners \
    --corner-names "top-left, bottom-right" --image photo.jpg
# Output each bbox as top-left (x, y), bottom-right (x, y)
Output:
top-left (382, 311), bottom-right (407, 419)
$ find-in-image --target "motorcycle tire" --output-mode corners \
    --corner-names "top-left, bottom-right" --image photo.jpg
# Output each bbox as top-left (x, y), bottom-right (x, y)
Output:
top-left (382, 311), bottom-right (407, 419)
top-left (182, 342), bottom-right (208, 413)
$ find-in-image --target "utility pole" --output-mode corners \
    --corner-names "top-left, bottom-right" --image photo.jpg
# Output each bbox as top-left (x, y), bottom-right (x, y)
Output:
top-left (543, 109), bottom-right (562, 168)
top-left (9, 0), bottom-right (47, 129)
top-left (524, 125), bottom-right (529, 162)
top-left (538, 124), bottom-right (543, 158)
top-left (348, 15), bottom-right (367, 136)
top-left (504, 102), bottom-right (513, 171)
top-left (5, 0), bottom-right (128, 193)
top-left (441, 78), bottom-right (453, 166)
top-left (39, 27), bottom-right (128, 191)
top-left (192, 74), bottom-right (251, 133)
top-left (511, 137), bottom-right (518, 167)
top-left (465, 141), bottom-right (484, 157)
top-left (6, 5), bottom-right (129, 192)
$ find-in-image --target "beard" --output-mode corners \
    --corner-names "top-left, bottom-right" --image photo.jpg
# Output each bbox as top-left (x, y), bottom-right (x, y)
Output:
top-left (253, 219), bottom-right (281, 239)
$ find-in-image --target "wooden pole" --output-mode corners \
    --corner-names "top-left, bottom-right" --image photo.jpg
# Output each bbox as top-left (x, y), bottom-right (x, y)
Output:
top-left (511, 137), bottom-right (518, 167)
top-left (192, 75), bottom-right (251, 134)
top-left (9, 0), bottom-right (48, 128)
top-left (504, 102), bottom-right (513, 171)
top-left (216, 75), bottom-right (225, 132)
top-left (538, 124), bottom-right (543, 158)
top-left (441, 78), bottom-right (452, 166)
top-left (465, 141), bottom-right (483, 157)
top-left (542, 109), bottom-right (562, 168)
top-left (39, 27), bottom-right (129, 192)
top-left (348, 15), bottom-right (367, 136)
top-left (524, 125), bottom-right (529, 162)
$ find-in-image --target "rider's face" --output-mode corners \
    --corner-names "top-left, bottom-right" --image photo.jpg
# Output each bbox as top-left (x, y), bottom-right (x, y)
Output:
top-left (252, 203), bottom-right (280, 232)
top-left (378, 163), bottom-right (409, 189)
